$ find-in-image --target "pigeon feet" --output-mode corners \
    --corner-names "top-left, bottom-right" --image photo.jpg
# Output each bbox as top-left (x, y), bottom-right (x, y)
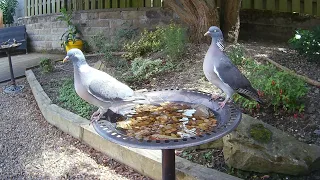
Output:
top-left (209, 94), bottom-right (221, 101)
top-left (215, 98), bottom-right (230, 111)
top-left (90, 110), bottom-right (102, 124)
top-left (218, 101), bottom-right (227, 109)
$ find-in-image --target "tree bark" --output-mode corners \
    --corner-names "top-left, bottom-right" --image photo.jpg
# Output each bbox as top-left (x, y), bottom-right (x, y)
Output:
top-left (221, 0), bottom-right (242, 43)
top-left (165, 0), bottom-right (220, 43)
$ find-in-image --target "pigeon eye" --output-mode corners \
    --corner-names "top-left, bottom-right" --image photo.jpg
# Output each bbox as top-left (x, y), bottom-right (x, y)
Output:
top-left (214, 30), bottom-right (217, 32)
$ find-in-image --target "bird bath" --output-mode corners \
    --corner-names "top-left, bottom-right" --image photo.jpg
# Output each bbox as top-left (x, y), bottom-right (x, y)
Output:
top-left (93, 88), bottom-right (242, 180)
top-left (0, 42), bottom-right (24, 93)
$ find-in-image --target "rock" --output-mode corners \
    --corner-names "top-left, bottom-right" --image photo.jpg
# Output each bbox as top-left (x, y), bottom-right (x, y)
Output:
top-left (223, 114), bottom-right (320, 175)
top-left (315, 88), bottom-right (319, 94)
top-left (195, 139), bottom-right (223, 150)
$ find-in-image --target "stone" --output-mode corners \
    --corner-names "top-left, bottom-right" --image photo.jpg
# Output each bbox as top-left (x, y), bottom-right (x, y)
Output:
top-left (99, 11), bottom-right (121, 19)
top-left (195, 139), bottom-right (223, 150)
top-left (223, 114), bottom-right (320, 175)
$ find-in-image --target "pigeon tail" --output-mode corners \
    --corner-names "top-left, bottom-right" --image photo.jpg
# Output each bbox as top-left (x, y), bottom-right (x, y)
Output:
top-left (237, 87), bottom-right (264, 105)
top-left (122, 91), bottom-right (152, 105)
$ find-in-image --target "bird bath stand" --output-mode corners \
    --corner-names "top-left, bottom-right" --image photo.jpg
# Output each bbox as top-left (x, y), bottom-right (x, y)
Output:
top-left (93, 88), bottom-right (242, 180)
top-left (0, 42), bottom-right (24, 93)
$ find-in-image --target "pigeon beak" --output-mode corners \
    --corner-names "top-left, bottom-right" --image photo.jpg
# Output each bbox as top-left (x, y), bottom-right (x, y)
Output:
top-left (63, 56), bottom-right (69, 63)
top-left (204, 31), bottom-right (210, 36)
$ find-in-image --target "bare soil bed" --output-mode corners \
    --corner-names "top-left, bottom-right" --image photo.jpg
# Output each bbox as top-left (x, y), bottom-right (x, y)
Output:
top-left (33, 40), bottom-right (320, 180)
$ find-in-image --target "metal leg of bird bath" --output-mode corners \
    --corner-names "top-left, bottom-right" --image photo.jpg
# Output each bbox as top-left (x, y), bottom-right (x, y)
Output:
top-left (6, 51), bottom-right (16, 86)
top-left (3, 51), bottom-right (24, 93)
top-left (162, 149), bottom-right (175, 180)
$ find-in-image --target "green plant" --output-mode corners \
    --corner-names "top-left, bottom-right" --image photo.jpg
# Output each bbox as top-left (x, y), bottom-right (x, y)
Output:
top-left (39, 58), bottom-right (54, 73)
top-left (57, 8), bottom-right (82, 47)
top-left (124, 57), bottom-right (174, 82)
top-left (162, 23), bottom-right (187, 61)
top-left (0, 0), bottom-right (18, 24)
top-left (229, 45), bottom-right (308, 113)
top-left (58, 79), bottom-right (95, 119)
top-left (226, 44), bottom-right (246, 67)
top-left (288, 26), bottom-right (320, 61)
top-left (249, 124), bottom-right (272, 143)
top-left (123, 27), bottom-right (165, 60)
top-left (122, 24), bottom-right (187, 61)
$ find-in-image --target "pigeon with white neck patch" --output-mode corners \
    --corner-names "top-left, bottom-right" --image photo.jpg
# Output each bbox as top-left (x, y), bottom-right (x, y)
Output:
top-left (63, 48), bottom-right (150, 123)
top-left (203, 26), bottom-right (263, 109)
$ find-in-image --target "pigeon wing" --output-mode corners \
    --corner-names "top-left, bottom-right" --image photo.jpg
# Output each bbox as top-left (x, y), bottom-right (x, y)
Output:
top-left (87, 78), bottom-right (134, 102)
top-left (214, 55), bottom-right (262, 103)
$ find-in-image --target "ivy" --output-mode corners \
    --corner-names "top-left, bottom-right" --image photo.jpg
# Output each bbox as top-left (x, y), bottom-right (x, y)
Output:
top-left (0, 0), bottom-right (18, 24)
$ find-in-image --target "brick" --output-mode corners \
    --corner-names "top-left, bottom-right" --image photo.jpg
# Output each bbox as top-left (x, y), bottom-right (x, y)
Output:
top-left (81, 13), bottom-right (88, 20)
top-left (121, 11), bottom-right (146, 20)
top-left (99, 11), bottom-right (121, 19)
top-left (84, 27), bottom-right (103, 35)
top-left (87, 12), bottom-right (99, 19)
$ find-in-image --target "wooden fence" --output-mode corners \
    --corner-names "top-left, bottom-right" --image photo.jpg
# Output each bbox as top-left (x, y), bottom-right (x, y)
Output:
top-left (241, 0), bottom-right (320, 16)
top-left (24, 0), bottom-right (163, 16)
top-left (25, 0), bottom-right (320, 17)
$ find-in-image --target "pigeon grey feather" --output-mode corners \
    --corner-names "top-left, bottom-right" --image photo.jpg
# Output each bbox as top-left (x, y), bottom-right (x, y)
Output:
top-left (203, 26), bottom-right (263, 109)
top-left (63, 48), bottom-right (150, 123)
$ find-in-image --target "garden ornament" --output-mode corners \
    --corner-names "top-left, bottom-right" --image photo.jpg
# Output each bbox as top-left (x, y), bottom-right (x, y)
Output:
top-left (203, 26), bottom-right (263, 109)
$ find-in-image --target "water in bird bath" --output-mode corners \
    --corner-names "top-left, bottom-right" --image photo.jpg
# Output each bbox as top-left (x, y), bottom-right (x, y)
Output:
top-left (115, 102), bottom-right (218, 140)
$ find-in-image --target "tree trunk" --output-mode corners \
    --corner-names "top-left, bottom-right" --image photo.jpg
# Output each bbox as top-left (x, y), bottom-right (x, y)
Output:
top-left (221, 0), bottom-right (242, 43)
top-left (165, 0), bottom-right (220, 43)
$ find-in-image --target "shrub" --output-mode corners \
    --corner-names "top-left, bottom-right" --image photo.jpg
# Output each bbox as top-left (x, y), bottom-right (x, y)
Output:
top-left (0, 0), bottom-right (18, 24)
top-left (162, 23), bottom-right (187, 61)
top-left (288, 26), bottom-right (320, 61)
top-left (123, 27), bottom-right (165, 60)
top-left (124, 57), bottom-right (174, 82)
top-left (226, 44), bottom-right (246, 67)
top-left (122, 23), bottom-right (187, 61)
top-left (58, 79), bottom-right (95, 119)
top-left (39, 58), bottom-right (54, 74)
top-left (228, 45), bottom-right (308, 113)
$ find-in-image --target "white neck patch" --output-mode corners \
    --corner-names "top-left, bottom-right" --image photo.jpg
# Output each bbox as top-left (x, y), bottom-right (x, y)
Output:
top-left (216, 38), bottom-right (224, 51)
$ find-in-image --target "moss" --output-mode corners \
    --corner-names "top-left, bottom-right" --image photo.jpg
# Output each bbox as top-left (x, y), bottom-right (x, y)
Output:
top-left (249, 124), bottom-right (272, 143)
top-left (303, 156), bottom-right (313, 166)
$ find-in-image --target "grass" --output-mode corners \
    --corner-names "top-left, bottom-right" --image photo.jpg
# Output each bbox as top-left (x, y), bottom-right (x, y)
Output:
top-left (57, 78), bottom-right (95, 119)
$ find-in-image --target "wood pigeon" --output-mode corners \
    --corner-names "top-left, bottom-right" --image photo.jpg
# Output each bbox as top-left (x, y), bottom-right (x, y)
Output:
top-left (63, 48), bottom-right (150, 123)
top-left (203, 26), bottom-right (263, 109)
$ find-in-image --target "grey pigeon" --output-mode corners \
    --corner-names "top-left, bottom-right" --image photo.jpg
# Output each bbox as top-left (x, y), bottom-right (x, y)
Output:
top-left (63, 48), bottom-right (150, 123)
top-left (203, 26), bottom-right (263, 109)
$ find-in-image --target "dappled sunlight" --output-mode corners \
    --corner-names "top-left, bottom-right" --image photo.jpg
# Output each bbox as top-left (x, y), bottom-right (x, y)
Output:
top-left (23, 143), bottom-right (126, 179)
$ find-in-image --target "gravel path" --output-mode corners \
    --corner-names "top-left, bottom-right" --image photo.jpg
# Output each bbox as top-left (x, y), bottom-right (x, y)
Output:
top-left (0, 79), bottom-right (151, 180)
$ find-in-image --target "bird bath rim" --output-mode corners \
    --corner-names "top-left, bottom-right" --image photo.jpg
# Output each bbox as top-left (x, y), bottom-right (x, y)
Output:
top-left (92, 88), bottom-right (242, 150)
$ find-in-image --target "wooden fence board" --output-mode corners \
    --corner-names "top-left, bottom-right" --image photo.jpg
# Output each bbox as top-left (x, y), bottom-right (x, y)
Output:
top-left (292, 0), bottom-right (300, 13)
top-left (145, 0), bottom-right (151, 7)
top-left (279, 0), bottom-right (287, 12)
top-left (111, 0), bottom-right (118, 8)
top-left (266, 0), bottom-right (275, 10)
top-left (153, 0), bottom-right (161, 7)
top-left (98, 0), bottom-right (103, 9)
top-left (23, 0), bottom-right (320, 17)
top-left (318, 0), bottom-right (320, 16)
top-left (254, 0), bottom-right (263, 9)
top-left (92, 0), bottom-right (97, 9)
top-left (242, 0), bottom-right (252, 9)
top-left (120, 0), bottom-right (126, 8)
top-left (304, 0), bottom-right (313, 14)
